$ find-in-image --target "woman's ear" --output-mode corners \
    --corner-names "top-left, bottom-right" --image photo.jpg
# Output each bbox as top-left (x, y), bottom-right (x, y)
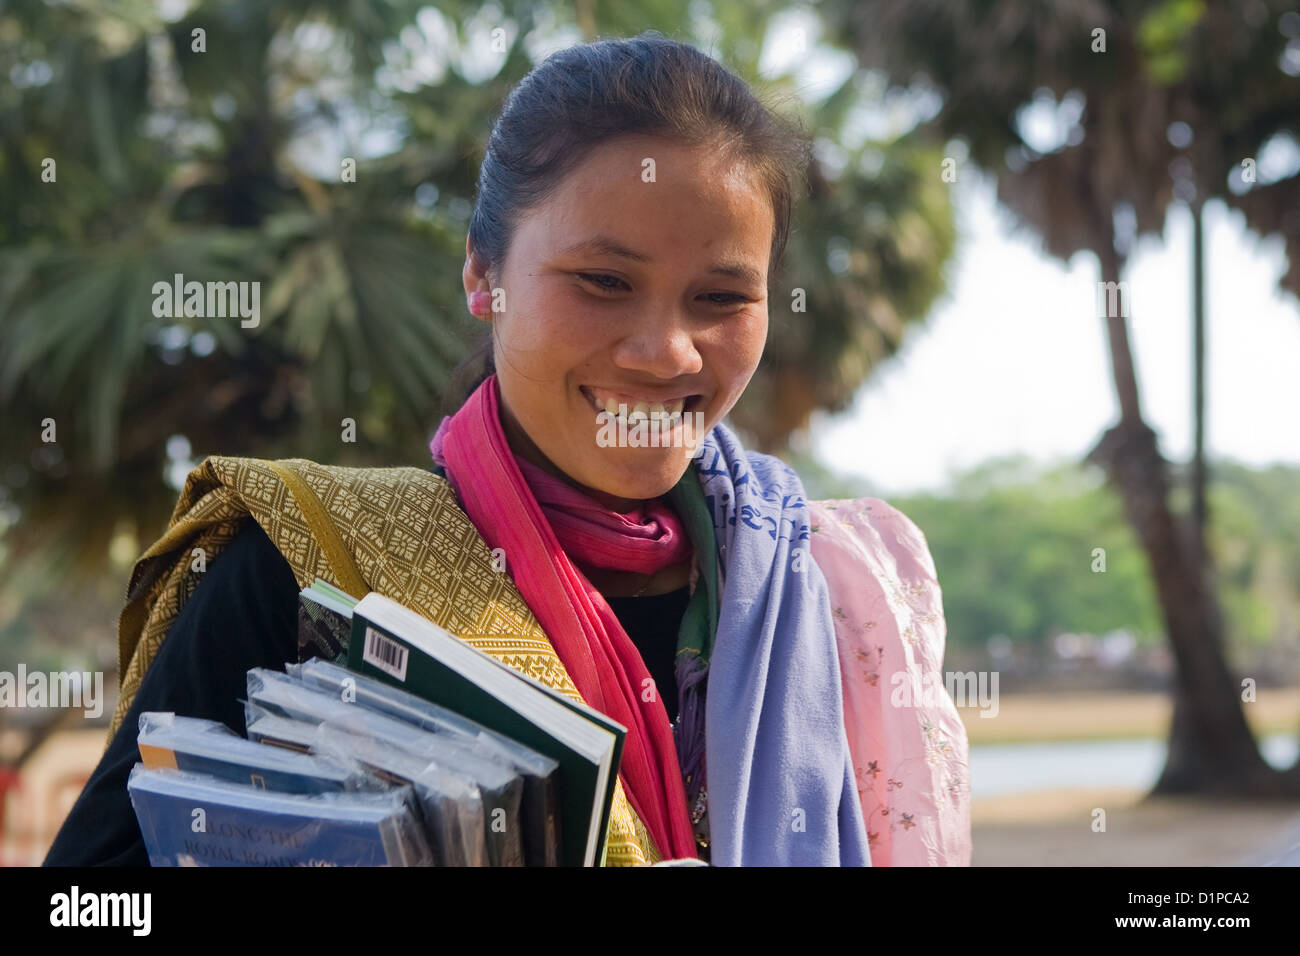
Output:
top-left (462, 237), bottom-right (494, 322)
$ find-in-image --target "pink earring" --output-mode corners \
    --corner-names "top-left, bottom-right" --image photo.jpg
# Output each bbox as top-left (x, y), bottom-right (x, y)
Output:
top-left (468, 290), bottom-right (493, 316)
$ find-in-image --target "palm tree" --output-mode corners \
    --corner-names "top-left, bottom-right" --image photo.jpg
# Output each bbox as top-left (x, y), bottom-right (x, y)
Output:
top-left (0, 1), bottom-right (957, 765)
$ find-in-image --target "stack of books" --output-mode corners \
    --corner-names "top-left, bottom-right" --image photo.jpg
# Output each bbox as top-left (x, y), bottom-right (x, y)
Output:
top-left (126, 583), bottom-right (628, 866)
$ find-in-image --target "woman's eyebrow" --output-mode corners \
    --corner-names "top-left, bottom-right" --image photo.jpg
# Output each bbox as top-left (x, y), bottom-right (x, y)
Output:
top-left (557, 234), bottom-right (763, 285)
top-left (557, 235), bottom-right (650, 263)
top-left (708, 262), bottom-right (764, 285)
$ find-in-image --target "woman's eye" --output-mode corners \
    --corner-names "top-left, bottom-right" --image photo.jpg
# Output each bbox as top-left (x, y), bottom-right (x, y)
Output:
top-left (576, 273), bottom-right (748, 306)
top-left (703, 292), bottom-right (748, 306)
top-left (577, 273), bottom-right (628, 292)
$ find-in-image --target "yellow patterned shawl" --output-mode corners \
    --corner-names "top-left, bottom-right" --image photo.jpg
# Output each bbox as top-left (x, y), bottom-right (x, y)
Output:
top-left (109, 455), bottom-right (662, 866)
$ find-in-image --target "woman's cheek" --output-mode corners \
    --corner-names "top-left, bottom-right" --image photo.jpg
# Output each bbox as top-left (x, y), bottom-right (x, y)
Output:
top-left (721, 315), bottom-right (767, 378)
top-left (533, 307), bottom-right (602, 359)
top-left (500, 316), bottom-right (578, 378)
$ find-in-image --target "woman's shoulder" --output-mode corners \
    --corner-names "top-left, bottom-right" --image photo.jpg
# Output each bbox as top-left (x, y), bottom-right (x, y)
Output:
top-left (147, 517), bottom-right (301, 677)
top-left (807, 495), bottom-right (939, 583)
top-left (181, 518), bottom-right (301, 634)
top-left (174, 513), bottom-right (294, 593)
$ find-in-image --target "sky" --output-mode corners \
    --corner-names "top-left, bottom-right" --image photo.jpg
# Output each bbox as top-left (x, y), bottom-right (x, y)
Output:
top-left (808, 172), bottom-right (1300, 497)
top-left (748, 8), bottom-right (1300, 498)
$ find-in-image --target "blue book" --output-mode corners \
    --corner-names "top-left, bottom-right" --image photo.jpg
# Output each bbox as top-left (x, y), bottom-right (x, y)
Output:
top-left (243, 670), bottom-right (513, 866)
top-left (243, 708), bottom-right (486, 865)
top-left (126, 764), bottom-right (432, 866)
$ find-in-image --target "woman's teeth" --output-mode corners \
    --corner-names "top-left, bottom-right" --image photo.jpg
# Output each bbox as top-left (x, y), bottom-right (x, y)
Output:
top-left (587, 390), bottom-right (688, 423)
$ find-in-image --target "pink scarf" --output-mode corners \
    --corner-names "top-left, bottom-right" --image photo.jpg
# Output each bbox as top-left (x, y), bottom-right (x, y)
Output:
top-left (429, 374), bottom-right (698, 860)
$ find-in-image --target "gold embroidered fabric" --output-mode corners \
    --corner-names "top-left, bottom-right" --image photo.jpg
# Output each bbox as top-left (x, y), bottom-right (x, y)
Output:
top-left (110, 455), bottom-right (661, 866)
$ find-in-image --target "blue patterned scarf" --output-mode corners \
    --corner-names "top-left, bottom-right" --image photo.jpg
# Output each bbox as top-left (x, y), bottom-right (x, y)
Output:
top-left (687, 422), bottom-right (871, 866)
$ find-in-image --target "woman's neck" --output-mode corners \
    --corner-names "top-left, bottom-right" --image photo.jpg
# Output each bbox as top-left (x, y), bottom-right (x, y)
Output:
top-left (494, 391), bottom-right (688, 596)
top-left (577, 559), bottom-right (692, 598)
top-left (498, 390), bottom-right (644, 512)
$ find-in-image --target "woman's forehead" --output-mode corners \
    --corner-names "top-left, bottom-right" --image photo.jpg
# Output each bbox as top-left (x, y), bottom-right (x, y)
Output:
top-left (558, 136), bottom-right (765, 196)
top-left (514, 141), bottom-right (774, 269)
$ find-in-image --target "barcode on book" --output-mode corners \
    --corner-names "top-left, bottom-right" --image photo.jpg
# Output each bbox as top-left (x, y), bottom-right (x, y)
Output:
top-left (362, 626), bottom-right (409, 682)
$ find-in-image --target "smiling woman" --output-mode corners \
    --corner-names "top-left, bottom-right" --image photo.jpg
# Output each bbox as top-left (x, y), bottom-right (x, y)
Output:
top-left (433, 31), bottom-right (967, 865)
top-left (47, 31), bottom-right (969, 868)
top-left (464, 133), bottom-right (772, 513)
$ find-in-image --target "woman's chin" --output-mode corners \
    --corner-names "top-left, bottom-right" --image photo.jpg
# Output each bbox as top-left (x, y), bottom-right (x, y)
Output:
top-left (579, 452), bottom-right (693, 503)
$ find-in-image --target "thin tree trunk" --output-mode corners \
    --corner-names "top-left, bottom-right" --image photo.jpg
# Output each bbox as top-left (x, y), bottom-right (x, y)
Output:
top-left (1191, 200), bottom-right (1208, 571)
top-left (1085, 241), bottom-right (1291, 797)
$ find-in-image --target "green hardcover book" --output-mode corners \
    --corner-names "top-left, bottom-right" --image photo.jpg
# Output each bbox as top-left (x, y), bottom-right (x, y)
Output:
top-left (472, 654), bottom-right (627, 867)
top-left (345, 593), bottom-right (625, 867)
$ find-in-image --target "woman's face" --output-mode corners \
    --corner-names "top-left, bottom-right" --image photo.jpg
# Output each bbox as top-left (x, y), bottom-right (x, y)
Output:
top-left (463, 135), bottom-right (773, 511)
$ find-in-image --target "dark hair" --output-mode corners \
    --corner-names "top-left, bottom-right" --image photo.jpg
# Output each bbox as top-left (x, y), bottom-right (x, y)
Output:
top-left (442, 30), bottom-right (813, 415)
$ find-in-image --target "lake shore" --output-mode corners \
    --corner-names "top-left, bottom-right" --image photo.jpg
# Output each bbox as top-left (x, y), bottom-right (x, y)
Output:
top-left (961, 689), bottom-right (1300, 865)
top-left (959, 687), bottom-right (1299, 746)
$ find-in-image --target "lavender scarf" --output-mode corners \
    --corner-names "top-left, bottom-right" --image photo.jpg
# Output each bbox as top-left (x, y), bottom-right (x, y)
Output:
top-left (698, 422), bottom-right (871, 866)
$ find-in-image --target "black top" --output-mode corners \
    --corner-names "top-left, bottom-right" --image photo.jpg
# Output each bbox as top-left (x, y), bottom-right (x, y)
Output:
top-left (605, 589), bottom-right (688, 724)
top-left (43, 517), bottom-right (689, 866)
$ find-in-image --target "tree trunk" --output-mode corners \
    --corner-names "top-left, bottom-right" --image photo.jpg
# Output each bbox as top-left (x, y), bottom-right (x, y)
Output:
top-left (1191, 199), bottom-right (1208, 571)
top-left (735, 366), bottom-right (817, 456)
top-left (1085, 242), bottom-right (1293, 797)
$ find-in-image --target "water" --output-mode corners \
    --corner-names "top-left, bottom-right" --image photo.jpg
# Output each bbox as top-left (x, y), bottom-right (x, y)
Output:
top-left (971, 733), bottom-right (1299, 798)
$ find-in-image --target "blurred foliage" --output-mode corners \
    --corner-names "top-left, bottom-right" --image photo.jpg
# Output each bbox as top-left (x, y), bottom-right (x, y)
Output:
top-left (895, 458), bottom-right (1164, 654)
top-left (876, 458), bottom-right (1297, 661)
top-left (0, 1), bottom-right (957, 658)
top-left (820, 0), bottom-right (1300, 292)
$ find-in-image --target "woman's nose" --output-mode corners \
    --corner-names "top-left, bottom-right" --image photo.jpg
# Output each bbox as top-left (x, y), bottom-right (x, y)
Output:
top-left (610, 312), bottom-right (703, 378)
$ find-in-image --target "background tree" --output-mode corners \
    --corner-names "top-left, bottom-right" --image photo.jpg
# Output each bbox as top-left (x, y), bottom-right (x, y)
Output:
top-left (0, 3), bottom-right (955, 672)
top-left (821, 0), bottom-right (1300, 795)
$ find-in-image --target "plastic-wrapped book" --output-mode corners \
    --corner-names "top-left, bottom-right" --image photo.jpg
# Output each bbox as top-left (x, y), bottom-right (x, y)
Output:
top-left (135, 711), bottom-right (377, 795)
top-left (126, 764), bottom-right (433, 867)
top-left (287, 657), bottom-right (561, 866)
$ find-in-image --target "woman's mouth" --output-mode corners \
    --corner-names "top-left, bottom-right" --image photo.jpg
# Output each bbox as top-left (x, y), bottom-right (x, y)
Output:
top-left (580, 386), bottom-right (702, 426)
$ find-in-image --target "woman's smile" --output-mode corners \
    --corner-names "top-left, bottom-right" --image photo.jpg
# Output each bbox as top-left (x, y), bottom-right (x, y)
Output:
top-left (579, 385), bottom-right (703, 427)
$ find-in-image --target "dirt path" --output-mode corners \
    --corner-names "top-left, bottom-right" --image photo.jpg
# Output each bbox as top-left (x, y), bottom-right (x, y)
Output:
top-left (972, 787), bottom-right (1300, 866)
